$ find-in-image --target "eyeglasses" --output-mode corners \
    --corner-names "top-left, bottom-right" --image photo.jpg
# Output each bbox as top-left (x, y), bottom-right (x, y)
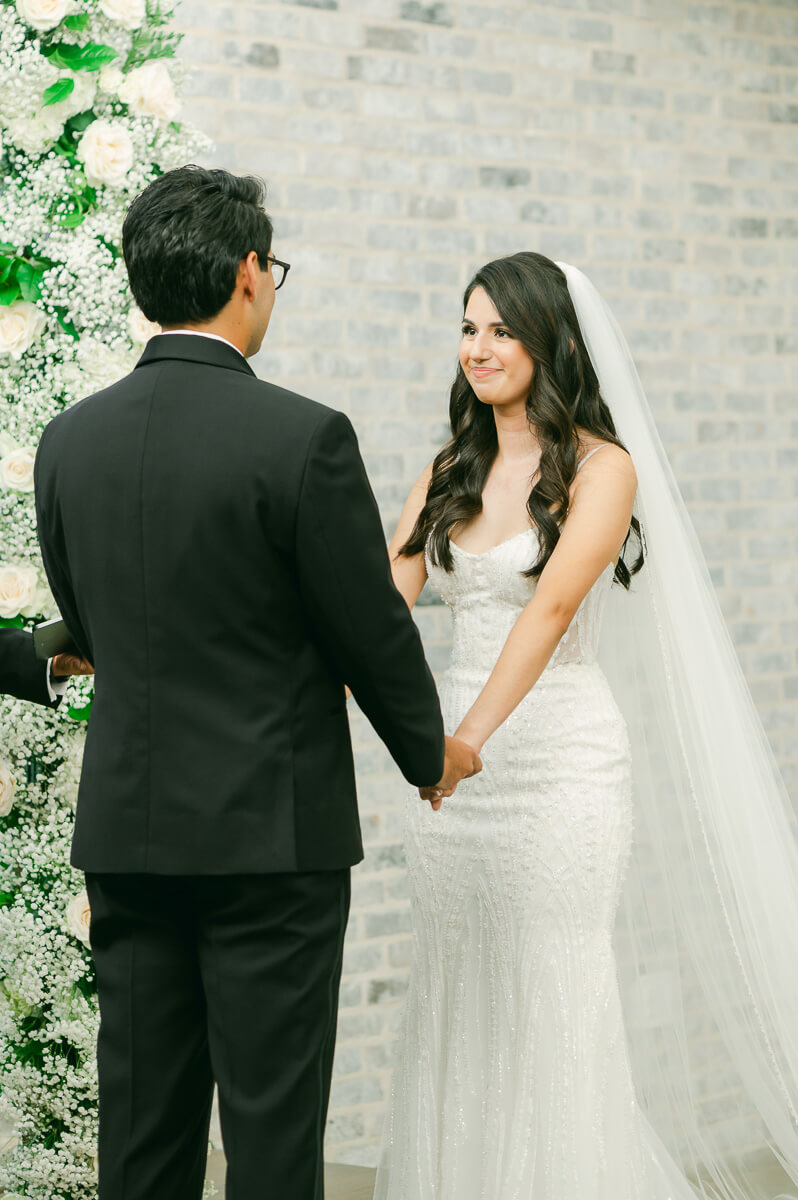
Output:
top-left (266, 254), bottom-right (291, 291)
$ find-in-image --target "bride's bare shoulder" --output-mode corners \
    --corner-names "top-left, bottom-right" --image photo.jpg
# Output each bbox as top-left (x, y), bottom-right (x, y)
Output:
top-left (412, 460), bottom-right (435, 494)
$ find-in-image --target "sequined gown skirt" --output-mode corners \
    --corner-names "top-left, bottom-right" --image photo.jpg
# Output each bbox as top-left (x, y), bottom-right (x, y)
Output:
top-left (374, 660), bottom-right (676, 1200)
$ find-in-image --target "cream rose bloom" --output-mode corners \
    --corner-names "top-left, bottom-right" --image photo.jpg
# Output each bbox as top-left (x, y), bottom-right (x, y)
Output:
top-left (77, 121), bottom-right (134, 189)
top-left (98, 65), bottom-right (125, 95)
top-left (0, 759), bottom-right (16, 818)
top-left (128, 307), bottom-right (161, 344)
top-left (0, 563), bottom-right (38, 619)
top-left (3, 111), bottom-right (63, 155)
top-left (119, 61), bottom-right (179, 123)
top-left (99, 0), bottom-right (145, 29)
top-left (66, 889), bottom-right (92, 946)
top-left (15, 0), bottom-right (69, 31)
top-left (76, 337), bottom-right (133, 390)
top-left (0, 446), bottom-right (36, 493)
top-left (48, 71), bottom-right (97, 124)
top-left (0, 301), bottom-right (46, 361)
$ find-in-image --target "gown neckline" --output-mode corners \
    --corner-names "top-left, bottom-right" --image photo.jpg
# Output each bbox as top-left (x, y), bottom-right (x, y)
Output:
top-left (449, 527), bottom-right (536, 559)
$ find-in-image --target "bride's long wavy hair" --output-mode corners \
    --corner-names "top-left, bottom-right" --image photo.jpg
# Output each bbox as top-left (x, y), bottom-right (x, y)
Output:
top-left (399, 252), bottom-right (645, 589)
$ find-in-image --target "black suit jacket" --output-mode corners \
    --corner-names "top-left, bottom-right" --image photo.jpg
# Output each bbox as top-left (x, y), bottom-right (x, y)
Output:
top-left (0, 628), bottom-right (54, 707)
top-left (34, 334), bottom-right (445, 874)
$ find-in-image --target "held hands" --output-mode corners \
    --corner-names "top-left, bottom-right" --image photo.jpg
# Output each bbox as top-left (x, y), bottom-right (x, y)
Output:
top-left (51, 653), bottom-right (94, 679)
top-left (420, 735), bottom-right (483, 812)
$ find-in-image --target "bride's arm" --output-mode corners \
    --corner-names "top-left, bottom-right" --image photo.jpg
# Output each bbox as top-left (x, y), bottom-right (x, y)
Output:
top-left (387, 463), bottom-right (434, 611)
top-left (454, 447), bottom-right (638, 755)
top-left (344, 464), bottom-right (432, 703)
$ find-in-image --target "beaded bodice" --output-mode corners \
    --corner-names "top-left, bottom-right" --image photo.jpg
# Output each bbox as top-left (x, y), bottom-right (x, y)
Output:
top-left (425, 527), bottom-right (615, 676)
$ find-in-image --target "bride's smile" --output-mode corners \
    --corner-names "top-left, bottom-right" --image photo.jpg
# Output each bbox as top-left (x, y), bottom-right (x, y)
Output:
top-left (460, 285), bottom-right (535, 412)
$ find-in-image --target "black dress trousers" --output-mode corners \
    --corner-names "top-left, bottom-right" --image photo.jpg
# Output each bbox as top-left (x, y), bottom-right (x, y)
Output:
top-left (85, 869), bottom-right (351, 1200)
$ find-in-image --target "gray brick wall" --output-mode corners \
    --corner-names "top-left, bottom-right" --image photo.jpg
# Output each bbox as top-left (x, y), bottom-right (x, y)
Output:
top-left (173, 0), bottom-right (798, 1167)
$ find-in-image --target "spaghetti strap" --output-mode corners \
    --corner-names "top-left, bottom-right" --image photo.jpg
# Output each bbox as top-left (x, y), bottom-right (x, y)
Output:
top-left (576, 442), bottom-right (611, 471)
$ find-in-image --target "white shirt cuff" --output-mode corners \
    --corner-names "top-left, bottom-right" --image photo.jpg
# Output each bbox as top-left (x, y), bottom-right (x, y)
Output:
top-left (46, 659), bottom-right (69, 702)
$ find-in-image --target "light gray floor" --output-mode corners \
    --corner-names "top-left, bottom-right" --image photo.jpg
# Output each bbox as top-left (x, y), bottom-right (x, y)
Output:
top-left (205, 1151), bottom-right (797, 1199)
top-left (205, 1151), bottom-right (375, 1198)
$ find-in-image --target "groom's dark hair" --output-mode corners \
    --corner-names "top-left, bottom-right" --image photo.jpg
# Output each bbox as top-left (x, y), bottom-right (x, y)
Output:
top-left (122, 165), bottom-right (274, 325)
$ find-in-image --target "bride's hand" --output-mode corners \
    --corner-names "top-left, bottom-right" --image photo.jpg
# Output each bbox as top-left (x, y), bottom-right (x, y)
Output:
top-left (419, 736), bottom-right (483, 810)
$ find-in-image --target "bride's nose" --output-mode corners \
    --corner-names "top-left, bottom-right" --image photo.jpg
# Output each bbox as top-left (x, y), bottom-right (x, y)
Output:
top-left (469, 334), bottom-right (492, 362)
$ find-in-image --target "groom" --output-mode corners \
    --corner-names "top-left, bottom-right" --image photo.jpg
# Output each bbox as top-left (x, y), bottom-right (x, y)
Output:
top-left (34, 166), bottom-right (481, 1200)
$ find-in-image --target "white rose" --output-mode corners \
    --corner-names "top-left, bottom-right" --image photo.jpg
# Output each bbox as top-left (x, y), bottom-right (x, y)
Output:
top-left (66, 888), bottom-right (92, 946)
top-left (0, 759), bottom-right (16, 818)
top-left (48, 71), bottom-right (97, 123)
top-left (98, 65), bottom-right (125, 95)
top-left (0, 301), bottom-right (47, 362)
top-left (0, 564), bottom-right (38, 619)
top-left (0, 447), bottom-right (36, 493)
top-left (99, 0), bottom-right (145, 29)
top-left (15, 0), bottom-right (69, 31)
top-left (127, 307), bottom-right (161, 344)
top-left (76, 337), bottom-right (132, 389)
top-left (77, 120), bottom-right (134, 188)
top-left (4, 111), bottom-right (63, 155)
top-left (118, 61), bottom-right (179, 123)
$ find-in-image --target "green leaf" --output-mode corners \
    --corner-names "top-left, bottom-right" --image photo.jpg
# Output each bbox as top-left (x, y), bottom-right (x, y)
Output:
top-left (44, 41), bottom-right (117, 72)
top-left (60, 211), bottom-right (87, 229)
top-left (69, 109), bottom-right (95, 133)
top-left (16, 262), bottom-right (42, 302)
top-left (42, 77), bottom-right (75, 108)
top-left (64, 11), bottom-right (90, 28)
top-left (67, 698), bottom-right (92, 722)
top-left (0, 281), bottom-right (20, 306)
top-left (0, 891), bottom-right (15, 908)
top-left (0, 255), bottom-right (14, 284)
top-left (0, 616), bottom-right (25, 628)
top-left (79, 43), bottom-right (118, 70)
top-left (56, 309), bottom-right (78, 339)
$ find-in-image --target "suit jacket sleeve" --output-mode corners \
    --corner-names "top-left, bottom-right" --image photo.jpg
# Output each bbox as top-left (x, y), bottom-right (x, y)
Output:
top-left (34, 423), bottom-right (93, 667)
top-left (0, 628), bottom-right (56, 707)
top-left (295, 410), bottom-right (445, 788)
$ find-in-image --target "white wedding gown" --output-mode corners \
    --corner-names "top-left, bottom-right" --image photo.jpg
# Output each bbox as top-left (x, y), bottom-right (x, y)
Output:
top-left (374, 446), bottom-right (699, 1200)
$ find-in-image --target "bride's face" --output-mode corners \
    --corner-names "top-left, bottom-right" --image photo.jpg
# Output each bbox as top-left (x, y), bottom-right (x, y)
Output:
top-left (459, 286), bottom-right (535, 410)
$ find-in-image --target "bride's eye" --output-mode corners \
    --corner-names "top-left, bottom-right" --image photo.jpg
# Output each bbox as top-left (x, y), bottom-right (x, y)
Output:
top-left (461, 324), bottom-right (476, 336)
top-left (495, 328), bottom-right (511, 338)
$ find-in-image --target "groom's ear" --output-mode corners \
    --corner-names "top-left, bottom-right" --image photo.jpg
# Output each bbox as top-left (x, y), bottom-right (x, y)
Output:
top-left (239, 251), bottom-right (260, 301)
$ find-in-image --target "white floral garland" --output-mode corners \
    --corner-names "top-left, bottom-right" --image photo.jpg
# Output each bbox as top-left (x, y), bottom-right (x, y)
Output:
top-left (0, 1), bottom-right (208, 1193)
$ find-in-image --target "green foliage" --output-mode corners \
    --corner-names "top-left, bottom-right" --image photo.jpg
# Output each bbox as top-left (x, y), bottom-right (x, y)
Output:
top-left (66, 698), bottom-right (92, 722)
top-left (43, 40), bottom-right (118, 73)
top-left (125, 0), bottom-right (182, 68)
top-left (55, 310), bottom-right (79, 340)
top-left (42, 77), bottom-right (76, 108)
top-left (0, 245), bottom-right (53, 306)
top-left (53, 110), bottom-right (96, 163)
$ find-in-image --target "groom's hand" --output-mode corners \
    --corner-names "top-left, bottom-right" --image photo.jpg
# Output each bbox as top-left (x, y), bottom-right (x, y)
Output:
top-left (419, 736), bottom-right (482, 811)
top-left (51, 653), bottom-right (94, 679)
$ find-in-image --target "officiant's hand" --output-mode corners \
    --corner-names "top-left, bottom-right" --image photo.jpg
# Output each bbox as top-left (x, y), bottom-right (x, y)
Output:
top-left (420, 736), bottom-right (482, 811)
top-left (51, 653), bottom-right (94, 679)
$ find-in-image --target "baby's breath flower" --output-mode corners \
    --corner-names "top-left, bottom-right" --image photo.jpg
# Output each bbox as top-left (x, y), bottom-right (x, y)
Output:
top-left (0, 0), bottom-right (209, 1191)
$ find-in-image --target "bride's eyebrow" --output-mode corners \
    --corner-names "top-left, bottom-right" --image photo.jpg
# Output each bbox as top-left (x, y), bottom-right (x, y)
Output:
top-left (461, 319), bottom-right (506, 328)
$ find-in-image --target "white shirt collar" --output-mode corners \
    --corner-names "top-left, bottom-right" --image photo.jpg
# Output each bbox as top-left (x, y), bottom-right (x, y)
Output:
top-left (156, 329), bottom-right (245, 358)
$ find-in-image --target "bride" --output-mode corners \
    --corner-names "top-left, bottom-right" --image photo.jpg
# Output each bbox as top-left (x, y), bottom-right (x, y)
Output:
top-left (373, 252), bottom-right (798, 1200)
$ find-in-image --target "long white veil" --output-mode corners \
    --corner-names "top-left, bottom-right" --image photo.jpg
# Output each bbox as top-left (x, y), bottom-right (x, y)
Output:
top-left (556, 262), bottom-right (798, 1199)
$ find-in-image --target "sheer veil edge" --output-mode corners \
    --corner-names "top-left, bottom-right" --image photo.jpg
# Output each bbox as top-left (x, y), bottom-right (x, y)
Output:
top-left (557, 261), bottom-right (798, 1200)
